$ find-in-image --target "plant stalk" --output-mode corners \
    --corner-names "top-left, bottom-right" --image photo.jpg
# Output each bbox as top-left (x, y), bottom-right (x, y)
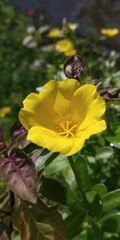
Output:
top-left (68, 156), bottom-right (84, 193)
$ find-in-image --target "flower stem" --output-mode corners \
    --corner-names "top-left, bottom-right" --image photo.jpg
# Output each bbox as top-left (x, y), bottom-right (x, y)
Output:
top-left (68, 156), bottom-right (84, 193)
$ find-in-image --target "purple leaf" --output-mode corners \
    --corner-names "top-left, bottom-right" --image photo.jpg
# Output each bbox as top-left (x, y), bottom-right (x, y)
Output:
top-left (10, 122), bottom-right (26, 141)
top-left (0, 148), bottom-right (37, 204)
top-left (12, 198), bottom-right (68, 240)
top-left (98, 87), bottom-right (120, 101)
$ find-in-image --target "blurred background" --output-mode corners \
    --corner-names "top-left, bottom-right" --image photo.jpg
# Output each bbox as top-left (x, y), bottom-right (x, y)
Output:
top-left (9, 0), bottom-right (120, 49)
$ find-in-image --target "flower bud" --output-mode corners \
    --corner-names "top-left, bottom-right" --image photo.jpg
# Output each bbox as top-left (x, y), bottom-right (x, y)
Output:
top-left (64, 55), bottom-right (84, 81)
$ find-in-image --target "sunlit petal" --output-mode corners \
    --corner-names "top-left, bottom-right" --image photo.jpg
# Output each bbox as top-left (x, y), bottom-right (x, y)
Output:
top-left (71, 84), bottom-right (106, 129)
top-left (27, 126), bottom-right (74, 155)
top-left (39, 79), bottom-right (80, 116)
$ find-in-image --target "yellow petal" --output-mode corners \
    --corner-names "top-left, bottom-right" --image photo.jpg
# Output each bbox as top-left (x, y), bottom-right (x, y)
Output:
top-left (19, 109), bottom-right (37, 131)
top-left (78, 120), bottom-right (106, 139)
top-left (27, 125), bottom-right (74, 155)
top-left (39, 79), bottom-right (80, 117)
top-left (71, 84), bottom-right (106, 129)
top-left (19, 79), bottom-right (80, 132)
top-left (19, 107), bottom-right (58, 133)
top-left (67, 120), bottom-right (106, 156)
top-left (22, 93), bottom-right (40, 111)
top-left (19, 93), bottom-right (41, 130)
top-left (27, 120), bottom-right (106, 156)
top-left (19, 92), bottom-right (57, 131)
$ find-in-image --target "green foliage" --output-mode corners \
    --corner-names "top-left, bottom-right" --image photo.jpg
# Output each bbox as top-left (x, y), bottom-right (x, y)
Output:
top-left (0, 1), bottom-right (120, 240)
top-left (40, 176), bottom-right (67, 204)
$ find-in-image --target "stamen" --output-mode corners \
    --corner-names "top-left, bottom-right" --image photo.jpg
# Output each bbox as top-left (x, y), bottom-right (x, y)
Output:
top-left (56, 116), bottom-right (77, 138)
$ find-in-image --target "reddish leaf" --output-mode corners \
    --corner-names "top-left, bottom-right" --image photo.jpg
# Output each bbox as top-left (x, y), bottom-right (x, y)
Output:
top-left (0, 148), bottom-right (37, 204)
top-left (12, 198), bottom-right (68, 240)
top-left (98, 87), bottom-right (120, 101)
top-left (10, 122), bottom-right (26, 142)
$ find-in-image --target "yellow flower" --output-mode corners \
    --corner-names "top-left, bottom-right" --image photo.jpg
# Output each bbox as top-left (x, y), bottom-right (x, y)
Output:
top-left (55, 39), bottom-right (73, 51)
top-left (19, 79), bottom-right (106, 156)
top-left (101, 28), bottom-right (119, 37)
top-left (54, 39), bottom-right (76, 56)
top-left (48, 28), bottom-right (62, 37)
top-left (0, 106), bottom-right (11, 118)
top-left (65, 48), bottom-right (77, 57)
top-left (68, 23), bottom-right (78, 31)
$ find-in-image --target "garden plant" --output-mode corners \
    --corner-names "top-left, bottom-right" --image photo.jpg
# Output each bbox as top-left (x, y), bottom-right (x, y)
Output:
top-left (0, 1), bottom-right (120, 240)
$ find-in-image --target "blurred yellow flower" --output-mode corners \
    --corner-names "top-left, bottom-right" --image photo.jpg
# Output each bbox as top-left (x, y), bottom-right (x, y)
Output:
top-left (0, 106), bottom-right (11, 118)
top-left (19, 79), bottom-right (106, 156)
top-left (65, 48), bottom-right (77, 56)
top-left (48, 28), bottom-right (62, 37)
top-left (101, 28), bottom-right (119, 37)
top-left (59, 63), bottom-right (64, 69)
top-left (68, 23), bottom-right (78, 31)
top-left (54, 39), bottom-right (76, 56)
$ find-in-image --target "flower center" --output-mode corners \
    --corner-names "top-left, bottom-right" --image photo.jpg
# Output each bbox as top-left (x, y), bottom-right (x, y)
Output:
top-left (56, 116), bottom-right (77, 138)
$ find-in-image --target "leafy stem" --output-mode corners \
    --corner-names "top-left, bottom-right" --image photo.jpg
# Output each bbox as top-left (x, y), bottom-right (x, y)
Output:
top-left (68, 155), bottom-right (84, 193)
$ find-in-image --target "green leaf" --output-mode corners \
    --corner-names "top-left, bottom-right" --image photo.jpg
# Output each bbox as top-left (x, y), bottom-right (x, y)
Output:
top-left (12, 232), bottom-right (20, 240)
top-left (102, 189), bottom-right (120, 213)
top-left (92, 183), bottom-right (107, 198)
top-left (40, 176), bottom-right (67, 204)
top-left (87, 221), bottom-right (103, 240)
top-left (106, 134), bottom-right (120, 149)
top-left (73, 154), bottom-right (90, 190)
top-left (43, 154), bottom-right (68, 174)
top-left (83, 191), bottom-right (103, 217)
top-left (65, 210), bottom-right (86, 239)
top-left (12, 199), bottom-right (68, 240)
top-left (99, 211), bottom-right (120, 233)
top-left (95, 147), bottom-right (114, 160)
top-left (0, 148), bottom-right (37, 204)
top-left (72, 230), bottom-right (87, 240)
top-left (23, 142), bottom-right (40, 154)
top-left (35, 149), bottom-right (59, 172)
